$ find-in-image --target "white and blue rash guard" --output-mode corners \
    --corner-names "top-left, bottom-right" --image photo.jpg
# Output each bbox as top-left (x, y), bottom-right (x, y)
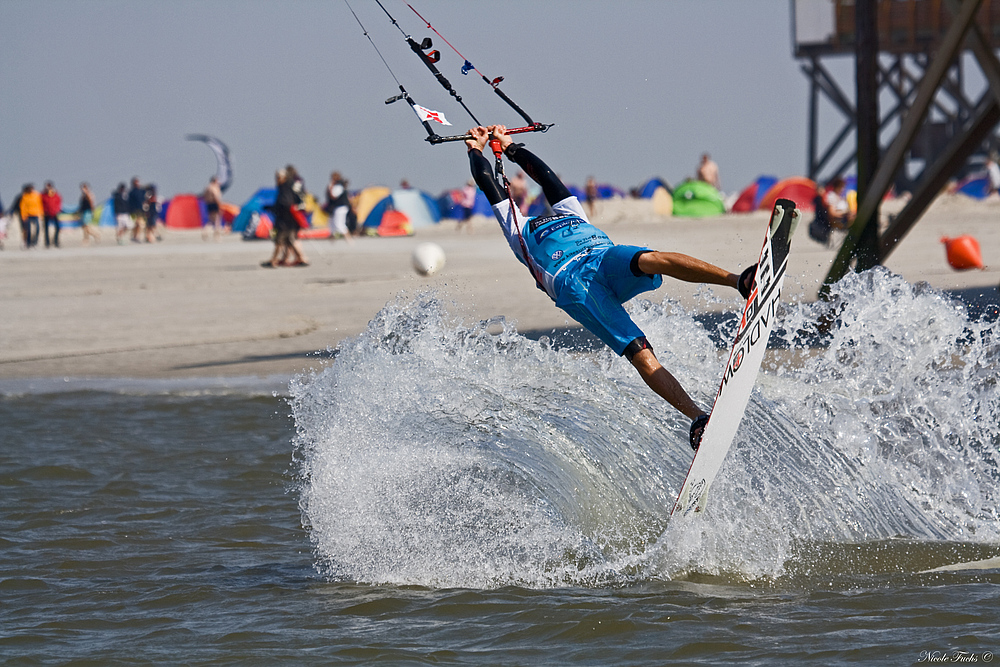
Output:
top-left (491, 194), bottom-right (612, 301)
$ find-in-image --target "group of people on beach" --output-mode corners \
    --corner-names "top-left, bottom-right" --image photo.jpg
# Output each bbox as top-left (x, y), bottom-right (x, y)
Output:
top-left (0, 165), bottom-right (365, 255)
top-left (1, 177), bottom-right (161, 250)
top-left (111, 177), bottom-right (161, 245)
top-left (2, 181), bottom-right (68, 249)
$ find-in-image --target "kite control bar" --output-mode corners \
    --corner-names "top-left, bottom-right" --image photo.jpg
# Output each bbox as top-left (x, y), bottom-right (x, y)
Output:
top-left (425, 122), bottom-right (554, 145)
top-left (352, 0), bottom-right (555, 146)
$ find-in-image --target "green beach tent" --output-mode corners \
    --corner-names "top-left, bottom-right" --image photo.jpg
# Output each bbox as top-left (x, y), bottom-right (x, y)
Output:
top-left (671, 180), bottom-right (726, 218)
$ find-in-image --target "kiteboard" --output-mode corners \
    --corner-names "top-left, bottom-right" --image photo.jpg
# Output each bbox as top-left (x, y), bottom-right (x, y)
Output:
top-left (672, 198), bottom-right (800, 518)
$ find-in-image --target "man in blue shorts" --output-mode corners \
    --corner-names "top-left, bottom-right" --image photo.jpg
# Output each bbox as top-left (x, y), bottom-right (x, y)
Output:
top-left (465, 125), bottom-right (756, 450)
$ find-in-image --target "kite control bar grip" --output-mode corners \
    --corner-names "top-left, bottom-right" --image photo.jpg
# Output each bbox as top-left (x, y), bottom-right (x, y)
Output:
top-left (488, 139), bottom-right (504, 160)
top-left (425, 122), bottom-right (554, 145)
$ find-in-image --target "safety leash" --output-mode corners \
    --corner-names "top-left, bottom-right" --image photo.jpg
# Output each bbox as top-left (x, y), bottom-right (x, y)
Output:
top-left (489, 139), bottom-right (546, 293)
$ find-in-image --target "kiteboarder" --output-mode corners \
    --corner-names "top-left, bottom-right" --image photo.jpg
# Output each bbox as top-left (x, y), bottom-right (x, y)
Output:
top-left (464, 125), bottom-right (756, 449)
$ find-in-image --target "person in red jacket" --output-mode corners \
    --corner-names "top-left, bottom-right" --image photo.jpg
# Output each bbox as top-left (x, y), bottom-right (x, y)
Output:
top-left (40, 181), bottom-right (63, 248)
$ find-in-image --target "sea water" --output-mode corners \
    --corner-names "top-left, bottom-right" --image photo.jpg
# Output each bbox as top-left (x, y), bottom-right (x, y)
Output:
top-left (2, 269), bottom-right (999, 664)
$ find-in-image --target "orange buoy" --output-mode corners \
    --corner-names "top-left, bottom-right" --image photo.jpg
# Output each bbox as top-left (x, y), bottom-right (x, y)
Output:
top-left (941, 235), bottom-right (984, 270)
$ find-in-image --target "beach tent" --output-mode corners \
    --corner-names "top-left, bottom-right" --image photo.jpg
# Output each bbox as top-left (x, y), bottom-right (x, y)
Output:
top-left (97, 199), bottom-right (118, 227)
top-left (164, 194), bottom-right (206, 229)
top-left (758, 177), bottom-right (818, 212)
top-left (365, 209), bottom-right (412, 236)
top-left (363, 189), bottom-right (441, 232)
top-left (638, 177), bottom-right (671, 198)
top-left (652, 186), bottom-right (673, 216)
top-left (220, 202), bottom-right (239, 224)
top-left (527, 193), bottom-right (550, 217)
top-left (597, 184), bottom-right (626, 199)
top-left (232, 188), bottom-right (276, 233)
top-left (353, 186), bottom-right (392, 224)
top-left (301, 192), bottom-right (328, 228)
top-left (298, 226), bottom-right (332, 239)
top-left (390, 188), bottom-right (440, 227)
top-left (438, 188), bottom-right (493, 219)
top-left (565, 183), bottom-right (625, 199)
top-left (516, 184), bottom-right (623, 218)
top-left (956, 175), bottom-right (991, 199)
top-left (246, 212), bottom-right (273, 240)
top-left (731, 175), bottom-right (779, 213)
top-left (671, 180), bottom-right (726, 217)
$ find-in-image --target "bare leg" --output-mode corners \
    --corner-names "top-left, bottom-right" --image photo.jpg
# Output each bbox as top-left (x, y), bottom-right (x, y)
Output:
top-left (290, 237), bottom-right (308, 265)
top-left (637, 251), bottom-right (740, 291)
top-left (265, 236), bottom-right (285, 266)
top-left (629, 347), bottom-right (704, 420)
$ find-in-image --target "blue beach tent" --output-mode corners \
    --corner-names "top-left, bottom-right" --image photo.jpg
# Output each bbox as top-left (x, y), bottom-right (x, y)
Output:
top-left (363, 189), bottom-right (442, 230)
top-left (956, 176), bottom-right (991, 200)
top-left (231, 188), bottom-right (277, 233)
top-left (437, 188), bottom-right (492, 219)
top-left (97, 198), bottom-right (117, 227)
top-left (597, 184), bottom-right (625, 199)
top-left (639, 178), bottom-right (671, 198)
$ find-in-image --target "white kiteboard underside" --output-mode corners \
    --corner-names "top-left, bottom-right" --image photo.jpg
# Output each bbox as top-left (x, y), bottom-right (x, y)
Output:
top-left (672, 199), bottom-right (800, 518)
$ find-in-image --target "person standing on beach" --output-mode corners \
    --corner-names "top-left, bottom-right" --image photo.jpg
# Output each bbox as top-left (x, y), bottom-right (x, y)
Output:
top-left (324, 172), bottom-right (354, 244)
top-left (697, 153), bottom-right (721, 192)
top-left (508, 171), bottom-right (529, 215)
top-left (584, 176), bottom-right (599, 219)
top-left (144, 185), bottom-right (160, 243)
top-left (19, 184), bottom-right (43, 249)
top-left (986, 152), bottom-right (1000, 196)
top-left (464, 125), bottom-right (757, 450)
top-left (8, 190), bottom-right (23, 248)
top-left (127, 177), bottom-right (146, 242)
top-left (202, 176), bottom-right (223, 241)
top-left (41, 181), bottom-right (63, 248)
top-left (78, 183), bottom-right (99, 245)
top-left (458, 180), bottom-right (477, 232)
top-left (262, 169), bottom-right (308, 268)
top-left (113, 183), bottom-right (131, 245)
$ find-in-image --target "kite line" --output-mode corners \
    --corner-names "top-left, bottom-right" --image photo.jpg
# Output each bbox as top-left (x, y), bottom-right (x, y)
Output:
top-left (343, 0), bottom-right (443, 141)
top-left (406, 3), bottom-right (546, 131)
top-left (345, 0), bottom-right (553, 144)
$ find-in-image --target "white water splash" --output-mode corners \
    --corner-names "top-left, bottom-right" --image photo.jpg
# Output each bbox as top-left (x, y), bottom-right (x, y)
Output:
top-left (292, 272), bottom-right (1000, 588)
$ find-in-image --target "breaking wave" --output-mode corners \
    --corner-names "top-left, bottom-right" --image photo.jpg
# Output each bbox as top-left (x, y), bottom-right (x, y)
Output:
top-left (292, 270), bottom-right (1000, 588)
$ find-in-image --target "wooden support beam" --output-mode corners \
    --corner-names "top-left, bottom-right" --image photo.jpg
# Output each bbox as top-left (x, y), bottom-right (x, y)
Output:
top-left (878, 0), bottom-right (1000, 261)
top-left (823, 0), bottom-right (984, 289)
top-left (808, 57), bottom-right (819, 180)
top-left (855, 0), bottom-right (881, 271)
top-left (879, 99), bottom-right (1000, 259)
top-left (952, 0), bottom-right (1000, 107)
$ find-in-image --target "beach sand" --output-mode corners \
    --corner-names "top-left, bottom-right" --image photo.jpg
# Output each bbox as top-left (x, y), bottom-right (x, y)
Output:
top-left (1, 195), bottom-right (997, 380)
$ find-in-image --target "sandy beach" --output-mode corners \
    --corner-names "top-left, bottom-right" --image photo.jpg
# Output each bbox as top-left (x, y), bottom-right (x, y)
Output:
top-left (1, 195), bottom-right (997, 380)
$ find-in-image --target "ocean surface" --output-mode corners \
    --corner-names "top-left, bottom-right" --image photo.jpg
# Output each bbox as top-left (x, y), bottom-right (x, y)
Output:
top-left (2, 269), bottom-right (999, 665)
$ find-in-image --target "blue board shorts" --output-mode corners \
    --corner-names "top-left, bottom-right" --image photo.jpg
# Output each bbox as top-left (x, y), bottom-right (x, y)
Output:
top-left (554, 244), bottom-right (663, 355)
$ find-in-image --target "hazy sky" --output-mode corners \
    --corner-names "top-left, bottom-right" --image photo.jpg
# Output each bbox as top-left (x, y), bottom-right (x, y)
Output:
top-left (2, 0), bottom-right (845, 205)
